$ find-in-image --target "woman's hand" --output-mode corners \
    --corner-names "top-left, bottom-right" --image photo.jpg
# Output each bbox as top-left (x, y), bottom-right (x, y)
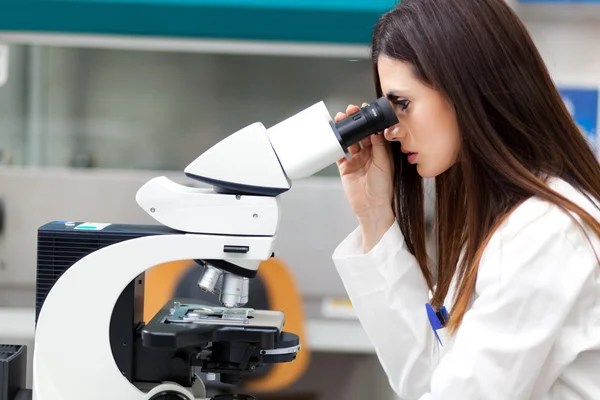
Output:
top-left (336, 104), bottom-right (396, 252)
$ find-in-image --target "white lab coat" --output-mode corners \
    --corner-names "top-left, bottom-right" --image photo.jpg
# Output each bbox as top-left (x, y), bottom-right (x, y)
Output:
top-left (331, 178), bottom-right (600, 400)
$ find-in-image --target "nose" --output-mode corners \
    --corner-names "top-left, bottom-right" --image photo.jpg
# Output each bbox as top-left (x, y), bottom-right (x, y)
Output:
top-left (384, 123), bottom-right (406, 142)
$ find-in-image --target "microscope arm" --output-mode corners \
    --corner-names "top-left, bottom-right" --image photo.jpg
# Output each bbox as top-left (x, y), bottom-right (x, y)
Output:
top-left (33, 233), bottom-right (274, 400)
top-left (135, 176), bottom-right (281, 237)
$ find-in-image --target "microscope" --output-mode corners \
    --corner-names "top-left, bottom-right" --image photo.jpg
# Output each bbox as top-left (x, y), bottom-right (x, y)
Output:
top-left (4, 97), bottom-right (398, 400)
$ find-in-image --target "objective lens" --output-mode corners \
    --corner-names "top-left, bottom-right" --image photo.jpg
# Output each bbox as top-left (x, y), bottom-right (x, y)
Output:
top-left (220, 274), bottom-right (249, 308)
top-left (334, 96), bottom-right (399, 151)
top-left (197, 264), bottom-right (224, 293)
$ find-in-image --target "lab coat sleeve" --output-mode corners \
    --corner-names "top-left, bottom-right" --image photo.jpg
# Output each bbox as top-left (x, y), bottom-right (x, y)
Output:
top-left (332, 222), bottom-right (439, 399)
top-left (420, 203), bottom-right (597, 400)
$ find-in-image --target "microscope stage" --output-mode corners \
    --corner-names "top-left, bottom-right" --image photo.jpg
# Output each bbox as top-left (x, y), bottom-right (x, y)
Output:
top-left (141, 299), bottom-right (297, 353)
top-left (163, 302), bottom-right (284, 329)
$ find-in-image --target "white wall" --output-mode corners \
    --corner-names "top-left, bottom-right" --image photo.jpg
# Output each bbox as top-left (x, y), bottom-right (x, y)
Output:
top-left (529, 23), bottom-right (600, 82)
top-left (510, 1), bottom-right (600, 83)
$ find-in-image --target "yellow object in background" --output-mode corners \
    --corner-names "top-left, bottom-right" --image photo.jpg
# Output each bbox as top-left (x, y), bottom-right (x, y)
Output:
top-left (321, 297), bottom-right (357, 319)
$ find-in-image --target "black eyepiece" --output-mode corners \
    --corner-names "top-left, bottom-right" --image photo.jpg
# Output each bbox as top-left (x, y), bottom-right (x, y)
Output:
top-left (334, 96), bottom-right (399, 151)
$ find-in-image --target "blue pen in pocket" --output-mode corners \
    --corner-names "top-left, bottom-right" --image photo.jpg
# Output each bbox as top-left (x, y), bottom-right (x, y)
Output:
top-left (426, 303), bottom-right (449, 346)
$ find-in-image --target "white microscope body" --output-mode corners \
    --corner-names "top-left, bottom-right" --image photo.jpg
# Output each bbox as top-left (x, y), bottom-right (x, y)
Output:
top-left (31, 98), bottom-right (398, 400)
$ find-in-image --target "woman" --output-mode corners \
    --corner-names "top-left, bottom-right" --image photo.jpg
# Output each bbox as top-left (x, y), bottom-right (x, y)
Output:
top-left (331, 0), bottom-right (600, 399)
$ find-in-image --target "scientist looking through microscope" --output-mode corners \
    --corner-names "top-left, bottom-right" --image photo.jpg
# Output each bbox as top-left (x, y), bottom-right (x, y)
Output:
top-left (330, 0), bottom-right (600, 399)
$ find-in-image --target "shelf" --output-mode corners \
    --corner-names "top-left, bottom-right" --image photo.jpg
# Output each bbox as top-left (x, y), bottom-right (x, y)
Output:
top-left (0, 0), bottom-right (399, 45)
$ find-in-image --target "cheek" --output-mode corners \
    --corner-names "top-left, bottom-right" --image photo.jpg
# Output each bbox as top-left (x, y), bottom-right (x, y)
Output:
top-left (407, 96), bottom-right (460, 177)
top-left (416, 132), bottom-right (459, 177)
top-left (411, 112), bottom-right (451, 151)
top-left (433, 126), bottom-right (460, 158)
top-left (421, 108), bottom-right (459, 156)
top-left (416, 113), bottom-right (460, 172)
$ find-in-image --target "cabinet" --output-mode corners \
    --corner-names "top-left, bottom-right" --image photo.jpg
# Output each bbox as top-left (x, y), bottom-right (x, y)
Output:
top-left (0, 0), bottom-right (398, 44)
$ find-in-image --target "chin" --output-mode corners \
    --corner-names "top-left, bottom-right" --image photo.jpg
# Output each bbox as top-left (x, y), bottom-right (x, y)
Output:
top-left (416, 164), bottom-right (444, 179)
top-left (416, 165), bottom-right (435, 178)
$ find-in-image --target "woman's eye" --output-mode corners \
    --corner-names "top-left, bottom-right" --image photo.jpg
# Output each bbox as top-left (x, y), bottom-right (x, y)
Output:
top-left (399, 100), bottom-right (410, 112)
top-left (392, 98), bottom-right (410, 112)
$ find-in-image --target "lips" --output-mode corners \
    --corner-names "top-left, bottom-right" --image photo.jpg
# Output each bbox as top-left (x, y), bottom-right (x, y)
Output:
top-left (401, 147), bottom-right (418, 163)
top-left (406, 152), bottom-right (418, 164)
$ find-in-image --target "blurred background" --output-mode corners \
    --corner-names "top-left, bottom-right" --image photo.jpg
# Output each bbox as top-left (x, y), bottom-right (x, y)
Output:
top-left (0, 0), bottom-right (599, 399)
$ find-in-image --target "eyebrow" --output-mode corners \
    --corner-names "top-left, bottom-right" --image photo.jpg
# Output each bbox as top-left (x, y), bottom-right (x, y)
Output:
top-left (386, 89), bottom-right (410, 98)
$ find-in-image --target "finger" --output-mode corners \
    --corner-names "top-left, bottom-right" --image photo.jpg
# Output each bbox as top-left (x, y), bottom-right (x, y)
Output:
top-left (371, 133), bottom-right (387, 146)
top-left (346, 104), bottom-right (360, 115)
top-left (348, 143), bottom-right (361, 155)
top-left (361, 137), bottom-right (372, 148)
top-left (361, 102), bottom-right (368, 108)
top-left (336, 157), bottom-right (347, 166)
top-left (334, 112), bottom-right (347, 123)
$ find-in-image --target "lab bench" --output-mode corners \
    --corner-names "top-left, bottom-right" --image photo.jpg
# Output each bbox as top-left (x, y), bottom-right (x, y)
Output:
top-left (0, 304), bottom-right (400, 400)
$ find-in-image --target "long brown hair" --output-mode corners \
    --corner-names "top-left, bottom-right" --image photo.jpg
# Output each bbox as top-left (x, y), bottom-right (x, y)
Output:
top-left (371, 0), bottom-right (600, 334)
